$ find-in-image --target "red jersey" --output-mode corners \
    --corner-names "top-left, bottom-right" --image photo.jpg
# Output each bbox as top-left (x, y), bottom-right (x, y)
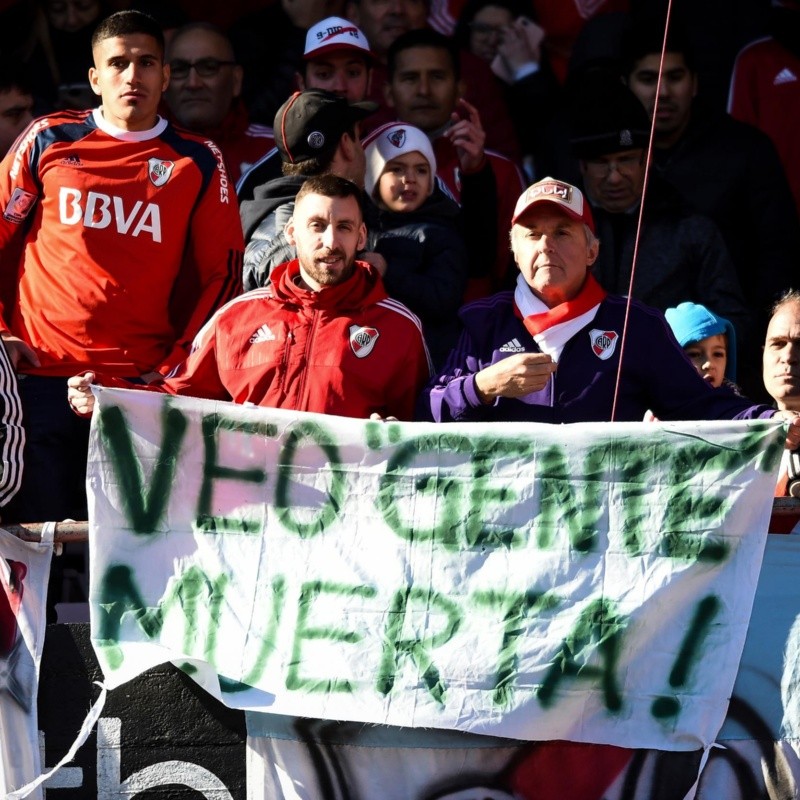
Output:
top-left (0, 108), bottom-right (243, 378)
top-left (728, 37), bottom-right (800, 218)
top-left (224, 121), bottom-right (275, 184)
top-left (169, 100), bottom-right (276, 184)
top-left (147, 259), bottom-right (431, 421)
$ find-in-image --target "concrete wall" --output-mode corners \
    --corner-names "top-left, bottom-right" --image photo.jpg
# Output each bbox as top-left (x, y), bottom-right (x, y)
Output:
top-left (37, 624), bottom-right (246, 798)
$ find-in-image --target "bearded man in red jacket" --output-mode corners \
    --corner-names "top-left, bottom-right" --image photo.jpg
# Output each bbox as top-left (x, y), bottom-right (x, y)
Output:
top-left (68, 173), bottom-right (431, 421)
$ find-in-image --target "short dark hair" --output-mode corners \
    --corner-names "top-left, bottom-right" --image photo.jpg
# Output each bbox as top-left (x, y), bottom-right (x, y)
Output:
top-left (91, 10), bottom-right (165, 57)
top-left (281, 152), bottom-right (338, 176)
top-left (620, 17), bottom-right (697, 77)
top-left (295, 174), bottom-right (364, 216)
top-left (387, 28), bottom-right (460, 81)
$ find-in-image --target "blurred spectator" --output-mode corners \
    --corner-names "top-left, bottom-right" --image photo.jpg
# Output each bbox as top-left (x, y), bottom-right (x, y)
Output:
top-left (236, 16), bottom-right (376, 201)
top-left (345, 0), bottom-right (521, 159)
top-left (622, 20), bottom-right (800, 399)
top-left (0, 62), bottom-right (34, 155)
top-left (27, 0), bottom-right (109, 111)
top-left (229, 0), bottom-right (337, 130)
top-left (764, 291), bottom-right (800, 415)
top-left (346, 0), bottom-right (427, 58)
top-left (453, 0), bottom-right (560, 176)
top-left (665, 301), bottom-right (739, 392)
top-left (628, 0), bottom-right (770, 114)
top-left (240, 89), bottom-right (375, 290)
top-left (728, 0), bottom-right (800, 219)
top-left (164, 22), bottom-right (272, 183)
top-left (529, 0), bottom-right (629, 83)
top-left (384, 28), bottom-right (525, 298)
top-left (429, 0), bottom-right (629, 81)
top-left (570, 73), bottom-right (751, 354)
top-left (364, 121), bottom-right (467, 367)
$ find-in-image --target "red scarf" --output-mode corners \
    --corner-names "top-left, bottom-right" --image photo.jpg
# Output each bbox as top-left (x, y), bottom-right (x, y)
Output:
top-left (515, 274), bottom-right (607, 337)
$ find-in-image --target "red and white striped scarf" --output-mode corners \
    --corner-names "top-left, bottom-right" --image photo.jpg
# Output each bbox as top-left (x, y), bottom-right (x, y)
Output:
top-left (514, 273), bottom-right (607, 361)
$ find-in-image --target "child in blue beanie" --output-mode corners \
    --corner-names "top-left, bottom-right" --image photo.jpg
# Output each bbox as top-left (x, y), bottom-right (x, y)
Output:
top-left (665, 302), bottom-right (739, 391)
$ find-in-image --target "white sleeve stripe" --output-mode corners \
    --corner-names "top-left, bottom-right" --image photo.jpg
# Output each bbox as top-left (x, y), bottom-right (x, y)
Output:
top-left (185, 289), bottom-right (274, 359)
top-left (376, 299), bottom-right (433, 374)
top-left (0, 343), bottom-right (24, 506)
top-left (376, 299), bottom-right (424, 331)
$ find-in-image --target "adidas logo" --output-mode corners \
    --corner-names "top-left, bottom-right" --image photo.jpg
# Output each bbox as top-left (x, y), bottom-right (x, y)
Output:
top-left (774, 67), bottom-right (798, 85)
top-left (249, 324), bottom-right (276, 344)
top-left (499, 338), bottom-right (526, 353)
top-left (61, 154), bottom-right (83, 166)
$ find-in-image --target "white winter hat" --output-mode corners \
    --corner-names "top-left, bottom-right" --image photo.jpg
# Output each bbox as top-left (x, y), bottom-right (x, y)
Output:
top-left (363, 122), bottom-right (437, 200)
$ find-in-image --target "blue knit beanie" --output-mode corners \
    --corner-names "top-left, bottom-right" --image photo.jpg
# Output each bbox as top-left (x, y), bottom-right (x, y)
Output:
top-left (664, 302), bottom-right (737, 382)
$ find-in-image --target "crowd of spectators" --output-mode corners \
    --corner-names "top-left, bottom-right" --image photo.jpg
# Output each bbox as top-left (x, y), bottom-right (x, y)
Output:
top-left (1, 0), bottom-right (800, 613)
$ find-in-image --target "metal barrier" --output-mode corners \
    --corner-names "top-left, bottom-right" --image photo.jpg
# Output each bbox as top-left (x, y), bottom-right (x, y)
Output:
top-left (3, 521), bottom-right (89, 542)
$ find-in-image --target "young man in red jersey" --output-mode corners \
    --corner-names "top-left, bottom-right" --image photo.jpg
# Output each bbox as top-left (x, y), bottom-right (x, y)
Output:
top-left (0, 9), bottom-right (243, 527)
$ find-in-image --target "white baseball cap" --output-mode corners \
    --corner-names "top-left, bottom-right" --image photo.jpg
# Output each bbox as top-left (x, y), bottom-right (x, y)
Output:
top-left (304, 17), bottom-right (376, 62)
top-left (512, 177), bottom-right (596, 233)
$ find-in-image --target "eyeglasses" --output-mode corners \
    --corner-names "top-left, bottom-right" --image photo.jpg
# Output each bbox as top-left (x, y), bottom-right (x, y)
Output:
top-left (469, 21), bottom-right (505, 36)
top-left (582, 154), bottom-right (643, 177)
top-left (169, 58), bottom-right (236, 80)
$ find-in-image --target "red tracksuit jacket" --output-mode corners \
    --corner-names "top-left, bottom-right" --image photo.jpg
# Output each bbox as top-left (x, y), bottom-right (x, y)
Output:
top-left (150, 259), bottom-right (432, 421)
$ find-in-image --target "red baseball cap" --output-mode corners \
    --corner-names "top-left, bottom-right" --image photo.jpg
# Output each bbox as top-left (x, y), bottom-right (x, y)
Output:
top-left (512, 177), bottom-right (595, 233)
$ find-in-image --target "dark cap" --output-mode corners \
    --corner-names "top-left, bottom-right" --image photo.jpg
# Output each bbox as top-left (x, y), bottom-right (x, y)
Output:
top-left (569, 73), bottom-right (651, 159)
top-left (274, 89), bottom-right (377, 164)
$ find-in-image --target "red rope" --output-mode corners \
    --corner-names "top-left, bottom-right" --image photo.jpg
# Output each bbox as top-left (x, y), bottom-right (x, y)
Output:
top-left (610, 0), bottom-right (675, 421)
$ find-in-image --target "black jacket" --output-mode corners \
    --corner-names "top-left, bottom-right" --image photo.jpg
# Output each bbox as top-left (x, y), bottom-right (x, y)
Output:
top-left (368, 188), bottom-right (468, 369)
top-left (589, 175), bottom-right (751, 354)
top-left (652, 107), bottom-right (800, 321)
top-left (240, 175), bottom-right (306, 291)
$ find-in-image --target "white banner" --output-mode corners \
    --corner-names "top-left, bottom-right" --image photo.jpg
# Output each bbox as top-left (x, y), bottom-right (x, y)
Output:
top-left (0, 526), bottom-right (52, 799)
top-left (87, 387), bottom-right (783, 751)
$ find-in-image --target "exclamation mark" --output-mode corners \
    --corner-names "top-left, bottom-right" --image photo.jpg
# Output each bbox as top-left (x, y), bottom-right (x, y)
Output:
top-left (651, 594), bottom-right (721, 719)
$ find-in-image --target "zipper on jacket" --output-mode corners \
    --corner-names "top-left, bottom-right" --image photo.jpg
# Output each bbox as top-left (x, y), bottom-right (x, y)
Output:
top-left (279, 330), bottom-right (295, 396)
top-left (295, 309), bottom-right (318, 404)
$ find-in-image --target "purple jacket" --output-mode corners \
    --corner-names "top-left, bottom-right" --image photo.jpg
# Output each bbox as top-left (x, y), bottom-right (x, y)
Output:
top-left (419, 291), bottom-right (775, 423)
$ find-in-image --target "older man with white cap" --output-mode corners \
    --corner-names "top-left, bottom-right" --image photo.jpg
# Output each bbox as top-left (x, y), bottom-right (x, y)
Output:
top-left (421, 176), bottom-right (800, 441)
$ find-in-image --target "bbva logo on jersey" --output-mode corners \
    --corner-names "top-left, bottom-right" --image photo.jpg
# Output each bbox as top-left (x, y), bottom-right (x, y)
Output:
top-left (59, 187), bottom-right (162, 242)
